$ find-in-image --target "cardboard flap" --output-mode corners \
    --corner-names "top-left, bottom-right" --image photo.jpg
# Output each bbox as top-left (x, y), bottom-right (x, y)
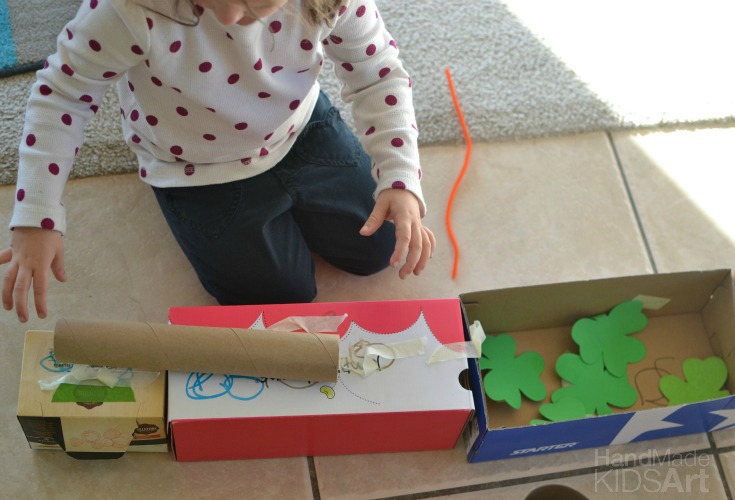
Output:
top-left (462, 268), bottom-right (735, 463)
top-left (702, 273), bottom-right (735, 391)
top-left (461, 269), bottom-right (732, 332)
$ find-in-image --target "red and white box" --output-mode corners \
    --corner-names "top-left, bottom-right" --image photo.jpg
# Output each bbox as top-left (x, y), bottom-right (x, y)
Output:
top-left (167, 299), bottom-right (475, 461)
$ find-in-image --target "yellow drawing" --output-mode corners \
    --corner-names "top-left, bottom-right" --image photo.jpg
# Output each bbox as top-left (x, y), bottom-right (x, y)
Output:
top-left (320, 386), bottom-right (335, 399)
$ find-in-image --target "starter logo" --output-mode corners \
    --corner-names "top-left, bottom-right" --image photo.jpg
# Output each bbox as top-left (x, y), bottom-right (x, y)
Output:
top-left (510, 442), bottom-right (578, 455)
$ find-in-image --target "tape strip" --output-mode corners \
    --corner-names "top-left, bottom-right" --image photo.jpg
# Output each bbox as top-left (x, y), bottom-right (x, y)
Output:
top-left (427, 320), bottom-right (486, 364)
top-left (632, 294), bottom-right (671, 311)
top-left (39, 364), bottom-right (160, 391)
top-left (340, 337), bottom-right (427, 377)
top-left (267, 315), bottom-right (348, 334)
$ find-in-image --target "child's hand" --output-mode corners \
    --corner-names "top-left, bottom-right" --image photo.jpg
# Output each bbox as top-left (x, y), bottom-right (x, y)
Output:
top-left (360, 189), bottom-right (435, 279)
top-left (1, 227), bottom-right (66, 323)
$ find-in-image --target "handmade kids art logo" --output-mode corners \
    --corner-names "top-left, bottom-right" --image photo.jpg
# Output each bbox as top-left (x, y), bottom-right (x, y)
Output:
top-left (594, 449), bottom-right (710, 493)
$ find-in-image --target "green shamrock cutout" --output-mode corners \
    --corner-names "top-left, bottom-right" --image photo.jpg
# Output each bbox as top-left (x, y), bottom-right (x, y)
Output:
top-left (553, 353), bottom-right (637, 415)
top-left (571, 300), bottom-right (648, 378)
top-left (479, 334), bottom-right (546, 409)
top-left (530, 397), bottom-right (588, 426)
top-left (659, 356), bottom-right (731, 405)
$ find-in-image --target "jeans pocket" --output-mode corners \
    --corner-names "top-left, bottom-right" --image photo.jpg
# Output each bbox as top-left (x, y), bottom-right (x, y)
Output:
top-left (157, 181), bottom-right (242, 238)
top-left (292, 106), bottom-right (361, 167)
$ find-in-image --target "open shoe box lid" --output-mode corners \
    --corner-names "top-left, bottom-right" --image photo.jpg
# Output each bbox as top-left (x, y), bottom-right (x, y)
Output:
top-left (459, 269), bottom-right (735, 461)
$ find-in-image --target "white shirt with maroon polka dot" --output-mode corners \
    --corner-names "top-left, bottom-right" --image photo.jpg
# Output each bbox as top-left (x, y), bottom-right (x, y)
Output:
top-left (11, 0), bottom-right (425, 235)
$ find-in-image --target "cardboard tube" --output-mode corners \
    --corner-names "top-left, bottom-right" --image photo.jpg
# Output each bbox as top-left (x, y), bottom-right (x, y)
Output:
top-left (54, 318), bottom-right (339, 382)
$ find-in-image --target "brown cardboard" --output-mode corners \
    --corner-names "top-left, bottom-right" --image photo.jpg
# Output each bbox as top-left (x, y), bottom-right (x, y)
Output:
top-left (17, 331), bottom-right (167, 458)
top-left (702, 278), bottom-right (735, 390)
top-left (54, 318), bottom-right (340, 382)
top-left (462, 269), bottom-right (735, 463)
top-left (461, 269), bottom-right (731, 332)
top-left (482, 313), bottom-right (718, 429)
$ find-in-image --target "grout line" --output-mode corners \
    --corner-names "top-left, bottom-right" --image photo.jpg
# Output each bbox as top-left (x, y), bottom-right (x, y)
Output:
top-left (607, 129), bottom-right (732, 497)
top-left (314, 131), bottom-right (731, 500)
top-left (709, 433), bottom-right (734, 500)
top-left (308, 456), bottom-right (321, 500)
top-left (605, 131), bottom-right (659, 274)
top-left (377, 444), bottom-right (726, 500)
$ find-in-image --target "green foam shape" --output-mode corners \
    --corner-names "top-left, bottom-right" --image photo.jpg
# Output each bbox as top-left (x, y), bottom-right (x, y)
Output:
top-left (659, 356), bottom-right (731, 406)
top-left (554, 353), bottom-right (637, 416)
top-left (479, 334), bottom-right (546, 409)
top-left (52, 383), bottom-right (135, 403)
top-left (530, 396), bottom-right (588, 426)
top-left (571, 300), bottom-right (648, 378)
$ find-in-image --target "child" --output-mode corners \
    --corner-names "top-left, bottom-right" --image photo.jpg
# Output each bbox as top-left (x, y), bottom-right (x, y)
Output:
top-left (1, 0), bottom-right (434, 323)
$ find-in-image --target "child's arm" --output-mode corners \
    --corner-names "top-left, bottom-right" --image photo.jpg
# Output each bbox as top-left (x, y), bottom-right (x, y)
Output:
top-left (360, 188), bottom-right (435, 279)
top-left (12, 0), bottom-right (149, 236)
top-left (1, 227), bottom-right (66, 323)
top-left (5, 0), bottom-right (149, 321)
top-left (325, 0), bottom-right (432, 277)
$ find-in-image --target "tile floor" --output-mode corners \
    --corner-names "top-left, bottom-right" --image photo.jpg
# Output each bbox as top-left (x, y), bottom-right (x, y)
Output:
top-left (1, 126), bottom-right (734, 499)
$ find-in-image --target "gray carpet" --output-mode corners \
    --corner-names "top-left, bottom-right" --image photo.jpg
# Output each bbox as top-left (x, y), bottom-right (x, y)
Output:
top-left (2, 0), bottom-right (734, 186)
top-left (0, 0), bottom-right (80, 76)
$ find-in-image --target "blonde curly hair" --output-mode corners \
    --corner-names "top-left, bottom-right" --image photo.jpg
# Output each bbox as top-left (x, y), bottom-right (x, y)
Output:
top-left (302, 0), bottom-right (344, 25)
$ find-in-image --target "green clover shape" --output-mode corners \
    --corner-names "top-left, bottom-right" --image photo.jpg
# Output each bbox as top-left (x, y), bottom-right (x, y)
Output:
top-left (479, 334), bottom-right (546, 409)
top-left (553, 353), bottom-right (637, 416)
top-left (659, 356), bottom-right (731, 405)
top-left (571, 300), bottom-right (648, 378)
top-left (530, 396), bottom-right (588, 426)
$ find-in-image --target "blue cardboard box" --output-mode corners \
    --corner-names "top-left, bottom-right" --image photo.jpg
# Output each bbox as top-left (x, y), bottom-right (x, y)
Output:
top-left (461, 269), bottom-right (735, 462)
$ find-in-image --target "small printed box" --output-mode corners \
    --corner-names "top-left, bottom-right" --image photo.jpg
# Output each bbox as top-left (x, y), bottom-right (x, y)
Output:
top-left (167, 299), bottom-right (475, 461)
top-left (461, 269), bottom-right (735, 462)
top-left (17, 331), bottom-right (168, 459)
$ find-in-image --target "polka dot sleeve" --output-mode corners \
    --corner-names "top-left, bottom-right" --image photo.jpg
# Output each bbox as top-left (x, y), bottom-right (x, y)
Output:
top-left (10, 0), bottom-right (150, 234)
top-left (324, 0), bottom-right (426, 217)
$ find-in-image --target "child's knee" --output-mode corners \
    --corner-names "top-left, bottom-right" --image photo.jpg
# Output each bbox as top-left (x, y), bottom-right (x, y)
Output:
top-left (329, 230), bottom-right (395, 277)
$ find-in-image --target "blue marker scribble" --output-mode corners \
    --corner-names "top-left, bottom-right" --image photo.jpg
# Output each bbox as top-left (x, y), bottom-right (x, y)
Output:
top-left (185, 373), bottom-right (265, 401)
top-left (39, 350), bottom-right (72, 373)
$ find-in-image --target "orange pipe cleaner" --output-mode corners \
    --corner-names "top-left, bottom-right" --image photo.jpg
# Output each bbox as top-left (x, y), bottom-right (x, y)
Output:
top-left (444, 67), bottom-right (473, 279)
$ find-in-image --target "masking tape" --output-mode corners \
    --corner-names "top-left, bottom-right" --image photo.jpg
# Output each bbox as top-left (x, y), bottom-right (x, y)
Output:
top-left (427, 320), bottom-right (486, 364)
top-left (266, 315), bottom-right (348, 334)
top-left (340, 337), bottom-right (427, 377)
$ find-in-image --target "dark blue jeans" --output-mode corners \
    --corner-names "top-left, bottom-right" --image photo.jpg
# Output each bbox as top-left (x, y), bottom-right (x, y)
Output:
top-left (152, 92), bottom-right (395, 305)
